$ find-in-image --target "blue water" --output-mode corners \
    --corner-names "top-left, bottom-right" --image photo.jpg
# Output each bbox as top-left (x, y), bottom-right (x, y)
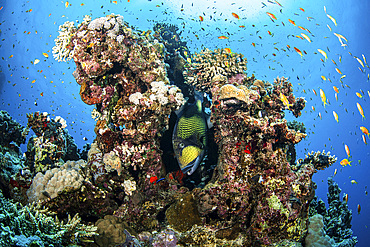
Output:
top-left (0, 0), bottom-right (369, 245)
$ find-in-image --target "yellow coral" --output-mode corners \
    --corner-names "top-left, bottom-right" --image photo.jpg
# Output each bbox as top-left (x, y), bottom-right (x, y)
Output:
top-left (218, 84), bottom-right (260, 104)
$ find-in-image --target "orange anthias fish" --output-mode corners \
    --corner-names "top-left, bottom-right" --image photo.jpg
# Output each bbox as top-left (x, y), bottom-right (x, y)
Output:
top-left (333, 111), bottom-right (339, 123)
top-left (232, 12), bottom-right (240, 19)
top-left (199, 16), bottom-right (204, 22)
top-left (358, 204), bottom-right (361, 214)
top-left (224, 48), bottom-right (231, 53)
top-left (312, 89), bottom-right (317, 96)
top-left (344, 144), bottom-right (351, 158)
top-left (340, 158), bottom-right (352, 167)
top-left (280, 93), bottom-right (293, 108)
top-left (218, 36), bottom-right (229, 40)
top-left (294, 47), bottom-right (303, 58)
top-left (333, 86), bottom-right (339, 93)
top-left (301, 33), bottom-right (311, 42)
top-left (266, 12), bottom-right (277, 21)
top-left (360, 126), bottom-right (369, 137)
top-left (335, 68), bottom-right (342, 74)
top-left (320, 89), bottom-right (327, 107)
top-left (317, 49), bottom-right (328, 61)
top-left (299, 8), bottom-right (305, 12)
top-left (357, 102), bottom-right (366, 120)
top-left (288, 19), bottom-right (296, 26)
top-left (326, 13), bottom-right (337, 26)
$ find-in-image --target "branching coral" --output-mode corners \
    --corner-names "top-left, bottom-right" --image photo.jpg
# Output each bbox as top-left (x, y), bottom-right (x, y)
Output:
top-left (0, 189), bottom-right (97, 246)
top-left (183, 48), bottom-right (248, 94)
top-left (52, 21), bottom-right (77, 62)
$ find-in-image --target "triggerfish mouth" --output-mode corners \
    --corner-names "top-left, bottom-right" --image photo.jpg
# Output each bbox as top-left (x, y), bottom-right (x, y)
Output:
top-left (172, 92), bottom-right (211, 175)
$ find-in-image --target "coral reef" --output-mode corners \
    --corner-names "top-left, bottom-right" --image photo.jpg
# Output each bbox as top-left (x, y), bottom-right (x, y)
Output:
top-left (153, 23), bottom-right (191, 94)
top-left (0, 110), bottom-right (27, 151)
top-left (0, 189), bottom-right (97, 246)
top-left (309, 177), bottom-right (358, 247)
top-left (52, 20), bottom-right (77, 62)
top-left (0, 110), bottom-right (27, 199)
top-left (45, 14), bottom-right (355, 246)
top-left (27, 160), bottom-right (86, 203)
top-left (183, 48), bottom-right (248, 94)
top-left (26, 112), bottom-right (83, 173)
top-left (95, 215), bottom-right (138, 247)
top-left (305, 214), bottom-right (332, 247)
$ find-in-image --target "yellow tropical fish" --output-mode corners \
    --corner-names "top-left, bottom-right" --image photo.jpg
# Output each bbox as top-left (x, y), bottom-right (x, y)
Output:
top-left (357, 102), bottom-right (366, 120)
top-left (335, 68), bottom-right (342, 74)
top-left (360, 126), bottom-right (369, 136)
top-left (34, 59), bottom-right (40, 65)
top-left (317, 49), bottom-right (328, 61)
top-left (320, 89), bottom-right (327, 107)
top-left (321, 75), bottom-right (327, 81)
top-left (362, 135), bottom-right (367, 145)
top-left (172, 94), bottom-right (209, 175)
top-left (356, 92), bottom-right (363, 98)
top-left (333, 111), bottom-right (339, 123)
top-left (344, 144), bottom-right (351, 158)
top-left (351, 180), bottom-right (358, 185)
top-left (326, 14), bottom-right (337, 26)
top-left (301, 33), bottom-right (311, 42)
top-left (333, 86), bottom-right (339, 93)
top-left (340, 158), bottom-right (352, 167)
top-left (355, 57), bottom-right (364, 67)
top-left (334, 33), bottom-right (347, 42)
top-left (362, 54), bottom-right (367, 65)
top-left (280, 93), bottom-right (293, 108)
top-left (42, 53), bottom-right (49, 58)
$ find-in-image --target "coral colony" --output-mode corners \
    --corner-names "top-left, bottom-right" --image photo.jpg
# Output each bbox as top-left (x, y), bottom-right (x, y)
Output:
top-left (0, 14), bottom-right (357, 246)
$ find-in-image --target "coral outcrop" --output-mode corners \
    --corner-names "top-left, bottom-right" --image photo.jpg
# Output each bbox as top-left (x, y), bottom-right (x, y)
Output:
top-left (45, 14), bottom-right (354, 246)
top-left (26, 112), bottom-right (83, 173)
top-left (309, 177), bottom-right (358, 247)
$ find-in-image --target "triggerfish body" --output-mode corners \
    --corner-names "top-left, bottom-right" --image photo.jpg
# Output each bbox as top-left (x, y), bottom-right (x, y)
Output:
top-left (172, 92), bottom-right (211, 175)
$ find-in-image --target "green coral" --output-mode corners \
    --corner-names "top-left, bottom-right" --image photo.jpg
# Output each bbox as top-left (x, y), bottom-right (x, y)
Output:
top-left (267, 193), bottom-right (289, 218)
